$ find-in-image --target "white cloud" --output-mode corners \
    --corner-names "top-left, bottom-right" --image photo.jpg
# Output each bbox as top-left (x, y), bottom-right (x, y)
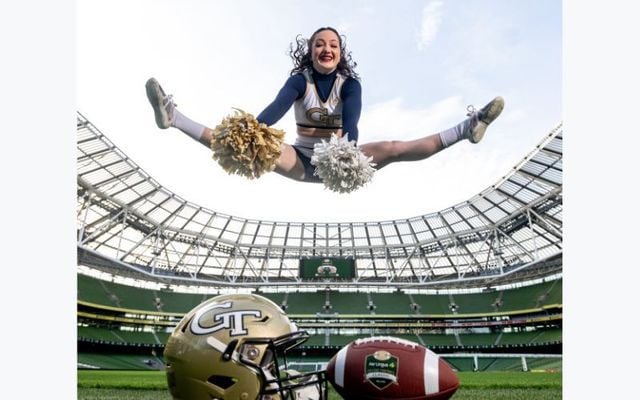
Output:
top-left (417, 1), bottom-right (444, 51)
top-left (359, 95), bottom-right (466, 143)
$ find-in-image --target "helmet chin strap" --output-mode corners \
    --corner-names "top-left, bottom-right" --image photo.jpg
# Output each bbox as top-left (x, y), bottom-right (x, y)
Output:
top-left (260, 369), bottom-right (280, 400)
top-left (279, 370), bottom-right (323, 400)
top-left (221, 339), bottom-right (239, 361)
top-left (292, 384), bottom-right (322, 400)
top-left (260, 368), bottom-right (322, 400)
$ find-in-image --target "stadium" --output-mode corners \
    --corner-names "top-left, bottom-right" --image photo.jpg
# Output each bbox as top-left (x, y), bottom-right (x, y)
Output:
top-left (76, 111), bottom-right (562, 399)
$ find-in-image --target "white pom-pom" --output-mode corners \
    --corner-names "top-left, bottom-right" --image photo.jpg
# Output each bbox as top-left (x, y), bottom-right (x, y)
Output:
top-left (310, 134), bottom-right (376, 193)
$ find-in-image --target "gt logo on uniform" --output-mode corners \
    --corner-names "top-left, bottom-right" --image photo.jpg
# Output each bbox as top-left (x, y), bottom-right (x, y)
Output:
top-left (306, 107), bottom-right (342, 127)
top-left (190, 301), bottom-right (261, 336)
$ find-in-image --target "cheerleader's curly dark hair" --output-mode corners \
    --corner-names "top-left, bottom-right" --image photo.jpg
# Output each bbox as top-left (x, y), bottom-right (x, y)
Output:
top-left (289, 27), bottom-right (360, 80)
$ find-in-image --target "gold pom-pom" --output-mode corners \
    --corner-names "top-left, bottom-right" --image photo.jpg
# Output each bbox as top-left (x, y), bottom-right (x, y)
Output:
top-left (211, 108), bottom-right (285, 179)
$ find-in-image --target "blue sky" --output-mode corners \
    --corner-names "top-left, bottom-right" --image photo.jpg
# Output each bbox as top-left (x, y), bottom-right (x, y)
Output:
top-left (77, 0), bottom-right (562, 222)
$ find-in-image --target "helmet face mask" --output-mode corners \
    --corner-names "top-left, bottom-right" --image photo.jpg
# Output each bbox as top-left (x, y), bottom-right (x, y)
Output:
top-left (238, 332), bottom-right (328, 399)
top-left (164, 294), bottom-right (327, 400)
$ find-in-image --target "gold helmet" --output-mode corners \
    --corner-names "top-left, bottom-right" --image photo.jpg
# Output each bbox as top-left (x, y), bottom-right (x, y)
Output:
top-left (164, 293), bottom-right (327, 400)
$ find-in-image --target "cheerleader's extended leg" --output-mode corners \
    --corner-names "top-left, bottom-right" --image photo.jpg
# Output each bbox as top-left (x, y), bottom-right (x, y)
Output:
top-left (200, 126), bottom-right (308, 181)
top-left (145, 78), bottom-right (209, 144)
top-left (360, 96), bottom-right (504, 169)
top-left (146, 77), bottom-right (308, 181)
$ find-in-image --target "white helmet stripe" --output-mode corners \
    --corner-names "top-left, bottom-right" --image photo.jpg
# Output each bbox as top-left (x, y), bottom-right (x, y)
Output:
top-left (424, 350), bottom-right (440, 395)
top-left (333, 346), bottom-right (349, 387)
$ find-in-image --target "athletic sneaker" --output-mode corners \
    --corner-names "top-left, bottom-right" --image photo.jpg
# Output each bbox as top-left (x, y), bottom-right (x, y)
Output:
top-left (145, 78), bottom-right (175, 129)
top-left (466, 96), bottom-right (504, 144)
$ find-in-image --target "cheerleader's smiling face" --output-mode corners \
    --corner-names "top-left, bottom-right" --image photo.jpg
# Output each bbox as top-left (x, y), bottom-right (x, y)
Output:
top-left (311, 29), bottom-right (341, 74)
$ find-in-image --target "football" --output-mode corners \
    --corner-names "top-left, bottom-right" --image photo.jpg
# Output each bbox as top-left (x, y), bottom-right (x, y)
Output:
top-left (326, 336), bottom-right (459, 400)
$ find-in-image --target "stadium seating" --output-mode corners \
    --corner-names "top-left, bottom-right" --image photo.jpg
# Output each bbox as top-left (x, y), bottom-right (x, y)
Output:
top-left (77, 274), bottom-right (118, 307)
top-left (304, 334), bottom-right (328, 346)
top-left (151, 290), bottom-right (209, 313)
top-left (524, 357), bottom-right (562, 371)
top-left (259, 292), bottom-right (287, 309)
top-left (78, 353), bottom-right (164, 370)
top-left (477, 357), bottom-right (523, 371)
top-left (420, 333), bottom-right (459, 347)
top-left (368, 292), bottom-right (414, 314)
top-left (77, 273), bottom-right (562, 371)
top-left (78, 326), bottom-right (122, 343)
top-left (78, 273), bottom-right (561, 316)
top-left (327, 334), bottom-right (369, 347)
top-left (534, 327), bottom-right (562, 343)
top-left (445, 357), bottom-right (476, 372)
top-left (498, 328), bottom-right (562, 346)
top-left (411, 294), bottom-right (455, 315)
top-left (449, 292), bottom-right (502, 314)
top-left (458, 333), bottom-right (501, 347)
top-left (78, 274), bottom-right (210, 313)
top-left (500, 279), bottom-right (562, 311)
top-left (283, 291), bottom-right (327, 314)
top-left (326, 292), bottom-right (370, 314)
top-left (78, 326), bottom-right (164, 346)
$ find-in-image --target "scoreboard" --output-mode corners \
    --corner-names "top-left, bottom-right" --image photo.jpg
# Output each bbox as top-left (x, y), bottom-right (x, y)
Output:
top-left (299, 257), bottom-right (356, 279)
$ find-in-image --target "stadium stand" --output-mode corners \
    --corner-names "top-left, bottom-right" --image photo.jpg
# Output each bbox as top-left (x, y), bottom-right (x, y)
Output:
top-left (258, 292), bottom-right (287, 310)
top-left (279, 291), bottom-right (327, 314)
top-left (77, 274), bottom-right (117, 307)
top-left (368, 292), bottom-right (413, 314)
top-left (458, 333), bottom-right (501, 347)
top-left (441, 354), bottom-right (561, 372)
top-left (78, 353), bottom-right (164, 370)
top-left (78, 326), bottom-right (163, 346)
top-left (420, 333), bottom-right (459, 347)
top-left (78, 272), bottom-right (561, 318)
top-left (449, 292), bottom-right (501, 314)
top-left (498, 328), bottom-right (562, 346)
top-left (500, 279), bottom-right (562, 311)
top-left (477, 357), bottom-right (523, 371)
top-left (326, 291), bottom-right (370, 314)
top-left (411, 293), bottom-right (456, 315)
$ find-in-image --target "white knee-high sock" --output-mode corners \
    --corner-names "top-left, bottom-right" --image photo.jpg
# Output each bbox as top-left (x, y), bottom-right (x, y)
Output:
top-left (438, 117), bottom-right (473, 148)
top-left (172, 109), bottom-right (206, 141)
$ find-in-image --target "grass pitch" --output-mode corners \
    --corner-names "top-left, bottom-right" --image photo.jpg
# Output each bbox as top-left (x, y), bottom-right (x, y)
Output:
top-left (77, 370), bottom-right (562, 399)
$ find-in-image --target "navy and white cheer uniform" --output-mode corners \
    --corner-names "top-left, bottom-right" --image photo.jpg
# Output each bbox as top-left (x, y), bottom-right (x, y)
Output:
top-left (257, 67), bottom-right (362, 181)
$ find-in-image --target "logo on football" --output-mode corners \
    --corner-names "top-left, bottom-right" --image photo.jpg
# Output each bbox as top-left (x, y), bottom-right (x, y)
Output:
top-left (365, 350), bottom-right (399, 390)
top-left (326, 336), bottom-right (459, 400)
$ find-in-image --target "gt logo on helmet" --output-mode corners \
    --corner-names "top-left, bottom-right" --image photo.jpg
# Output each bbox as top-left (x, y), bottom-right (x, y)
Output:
top-left (190, 301), bottom-right (262, 336)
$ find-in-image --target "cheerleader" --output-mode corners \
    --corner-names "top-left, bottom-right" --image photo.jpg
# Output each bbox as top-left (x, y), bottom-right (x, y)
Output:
top-left (146, 27), bottom-right (503, 193)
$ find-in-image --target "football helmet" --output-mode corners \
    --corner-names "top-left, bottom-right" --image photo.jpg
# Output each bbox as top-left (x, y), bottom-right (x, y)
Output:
top-left (164, 293), bottom-right (327, 400)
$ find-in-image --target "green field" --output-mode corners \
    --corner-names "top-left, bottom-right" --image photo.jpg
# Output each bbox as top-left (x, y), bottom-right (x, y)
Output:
top-left (77, 370), bottom-right (562, 399)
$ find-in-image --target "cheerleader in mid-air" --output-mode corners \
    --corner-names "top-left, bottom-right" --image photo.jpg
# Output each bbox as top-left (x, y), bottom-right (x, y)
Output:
top-left (146, 26), bottom-right (504, 193)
